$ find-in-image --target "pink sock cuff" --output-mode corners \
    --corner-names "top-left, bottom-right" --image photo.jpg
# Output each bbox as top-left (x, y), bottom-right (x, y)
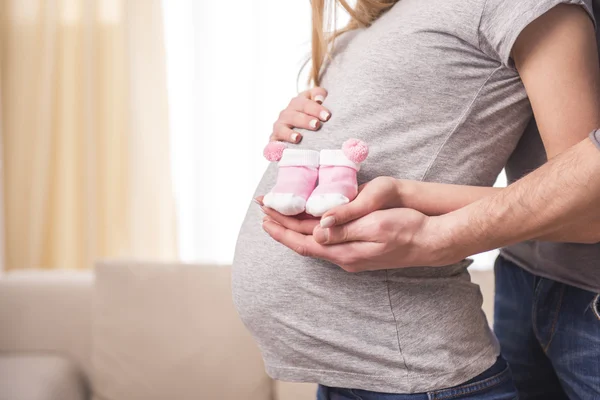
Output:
top-left (279, 149), bottom-right (320, 168)
top-left (320, 149), bottom-right (361, 170)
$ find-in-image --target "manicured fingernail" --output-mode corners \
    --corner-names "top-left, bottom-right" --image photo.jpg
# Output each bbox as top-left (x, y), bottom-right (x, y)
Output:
top-left (314, 228), bottom-right (329, 243)
top-left (315, 95), bottom-right (325, 104)
top-left (320, 216), bottom-right (335, 228)
top-left (320, 111), bottom-right (330, 121)
top-left (309, 119), bottom-right (319, 129)
top-left (262, 219), bottom-right (276, 231)
top-left (291, 133), bottom-right (300, 142)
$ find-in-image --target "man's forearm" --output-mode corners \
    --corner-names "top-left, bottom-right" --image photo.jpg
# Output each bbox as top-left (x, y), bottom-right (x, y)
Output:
top-left (439, 135), bottom-right (600, 259)
top-left (539, 214), bottom-right (600, 243)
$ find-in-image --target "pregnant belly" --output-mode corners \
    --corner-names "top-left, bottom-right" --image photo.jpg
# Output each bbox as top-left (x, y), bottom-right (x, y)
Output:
top-left (232, 204), bottom-right (404, 375)
top-left (232, 164), bottom-right (496, 383)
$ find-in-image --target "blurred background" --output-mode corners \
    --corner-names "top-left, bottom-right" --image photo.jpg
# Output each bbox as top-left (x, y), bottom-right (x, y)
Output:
top-left (0, 0), bottom-right (503, 273)
top-left (0, 1), bottom-right (503, 399)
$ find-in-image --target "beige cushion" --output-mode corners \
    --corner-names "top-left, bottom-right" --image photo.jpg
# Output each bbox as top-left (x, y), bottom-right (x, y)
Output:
top-left (92, 261), bottom-right (272, 400)
top-left (470, 270), bottom-right (495, 325)
top-left (0, 354), bottom-right (88, 400)
top-left (0, 270), bottom-right (94, 378)
top-left (275, 381), bottom-right (319, 400)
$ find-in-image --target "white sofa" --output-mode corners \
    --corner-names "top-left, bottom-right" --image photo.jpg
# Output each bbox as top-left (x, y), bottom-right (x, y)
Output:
top-left (0, 262), bottom-right (495, 400)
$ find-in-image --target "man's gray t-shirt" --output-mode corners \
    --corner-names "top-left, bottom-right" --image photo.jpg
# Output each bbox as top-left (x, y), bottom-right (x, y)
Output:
top-left (501, 124), bottom-right (600, 292)
top-left (592, 129), bottom-right (600, 149)
top-left (233, 0), bottom-right (594, 393)
top-left (501, 2), bottom-right (600, 294)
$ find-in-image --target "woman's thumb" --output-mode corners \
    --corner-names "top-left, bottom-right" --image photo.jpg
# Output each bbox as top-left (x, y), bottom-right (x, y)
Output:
top-left (320, 198), bottom-right (368, 228)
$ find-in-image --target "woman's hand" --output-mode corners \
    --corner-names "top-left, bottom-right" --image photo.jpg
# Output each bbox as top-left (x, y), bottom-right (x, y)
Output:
top-left (257, 176), bottom-right (404, 240)
top-left (318, 177), bottom-right (502, 232)
top-left (270, 87), bottom-right (331, 144)
top-left (318, 176), bottom-right (404, 230)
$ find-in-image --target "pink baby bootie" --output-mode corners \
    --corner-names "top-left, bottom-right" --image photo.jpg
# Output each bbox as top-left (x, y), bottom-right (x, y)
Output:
top-left (263, 141), bottom-right (320, 216)
top-left (305, 139), bottom-right (369, 217)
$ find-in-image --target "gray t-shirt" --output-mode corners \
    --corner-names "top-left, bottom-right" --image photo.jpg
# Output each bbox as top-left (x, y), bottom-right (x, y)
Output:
top-left (233, 0), bottom-right (594, 393)
top-left (592, 129), bottom-right (600, 149)
top-left (501, 125), bottom-right (600, 292)
top-left (501, 2), bottom-right (600, 294)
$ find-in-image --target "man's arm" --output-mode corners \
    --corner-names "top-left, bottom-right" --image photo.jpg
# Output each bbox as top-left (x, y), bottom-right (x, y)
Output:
top-left (427, 4), bottom-right (600, 249)
top-left (261, 135), bottom-right (600, 271)
top-left (403, 5), bottom-right (600, 233)
top-left (260, 5), bottom-right (600, 271)
top-left (441, 136), bottom-right (600, 261)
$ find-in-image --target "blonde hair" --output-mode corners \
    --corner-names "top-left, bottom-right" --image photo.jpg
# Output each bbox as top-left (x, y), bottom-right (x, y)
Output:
top-left (309, 0), bottom-right (398, 86)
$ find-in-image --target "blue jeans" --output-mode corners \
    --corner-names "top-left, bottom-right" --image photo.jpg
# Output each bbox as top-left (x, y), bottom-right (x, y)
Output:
top-left (494, 256), bottom-right (600, 399)
top-left (317, 357), bottom-right (518, 400)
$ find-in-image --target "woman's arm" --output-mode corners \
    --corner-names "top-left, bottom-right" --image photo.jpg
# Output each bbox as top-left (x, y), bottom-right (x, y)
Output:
top-left (398, 181), bottom-right (501, 216)
top-left (512, 5), bottom-right (600, 158)
top-left (289, 177), bottom-right (502, 231)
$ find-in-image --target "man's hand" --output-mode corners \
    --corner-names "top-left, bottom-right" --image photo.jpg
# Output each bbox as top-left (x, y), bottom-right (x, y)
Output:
top-left (257, 175), bottom-right (479, 272)
top-left (261, 207), bottom-right (461, 272)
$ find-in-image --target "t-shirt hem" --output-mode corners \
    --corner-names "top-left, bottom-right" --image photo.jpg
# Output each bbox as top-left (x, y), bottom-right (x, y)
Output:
top-left (499, 250), bottom-right (600, 293)
top-left (590, 129), bottom-right (600, 151)
top-left (265, 346), bottom-right (499, 394)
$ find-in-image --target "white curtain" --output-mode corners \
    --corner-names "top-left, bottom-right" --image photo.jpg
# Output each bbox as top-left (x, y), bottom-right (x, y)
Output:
top-left (1, 0), bottom-right (177, 271)
top-left (162, 1), bottom-right (313, 263)
top-left (0, 79), bottom-right (5, 273)
top-left (162, 1), bottom-right (503, 268)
